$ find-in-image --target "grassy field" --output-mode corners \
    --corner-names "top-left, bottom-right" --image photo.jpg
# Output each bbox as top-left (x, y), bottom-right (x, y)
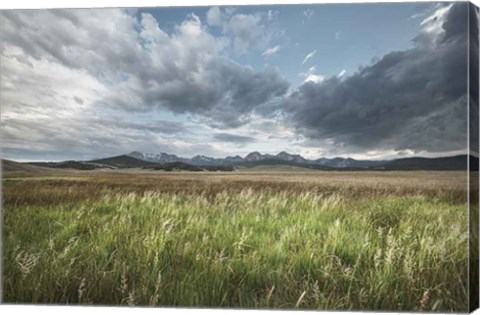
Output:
top-left (1, 170), bottom-right (471, 311)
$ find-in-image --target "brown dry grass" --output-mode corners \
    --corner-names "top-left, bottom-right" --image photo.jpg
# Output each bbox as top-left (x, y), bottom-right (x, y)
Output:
top-left (2, 170), bottom-right (467, 207)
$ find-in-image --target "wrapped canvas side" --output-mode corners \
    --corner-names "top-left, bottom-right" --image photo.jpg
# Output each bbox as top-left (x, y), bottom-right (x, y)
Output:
top-left (470, 1), bottom-right (480, 312)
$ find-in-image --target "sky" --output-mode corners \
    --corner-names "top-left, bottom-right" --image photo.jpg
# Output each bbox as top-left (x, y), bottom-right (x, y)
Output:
top-left (0, 2), bottom-right (476, 161)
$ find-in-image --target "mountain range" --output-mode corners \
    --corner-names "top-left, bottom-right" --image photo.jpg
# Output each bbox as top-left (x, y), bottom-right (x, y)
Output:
top-left (5, 151), bottom-right (475, 172)
top-left (87, 151), bottom-right (474, 171)
top-left (127, 151), bottom-right (386, 168)
top-left (126, 151), bottom-right (477, 170)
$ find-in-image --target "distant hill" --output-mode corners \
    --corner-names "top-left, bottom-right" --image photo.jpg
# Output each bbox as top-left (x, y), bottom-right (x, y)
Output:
top-left (89, 155), bottom-right (160, 168)
top-left (314, 157), bottom-right (384, 168)
top-left (7, 152), bottom-right (476, 172)
top-left (472, 155), bottom-right (480, 171)
top-left (144, 162), bottom-right (234, 172)
top-left (30, 160), bottom-right (111, 170)
top-left (89, 155), bottom-right (234, 171)
top-left (2, 159), bottom-right (56, 173)
top-left (378, 155), bottom-right (471, 171)
top-left (123, 152), bottom-right (477, 171)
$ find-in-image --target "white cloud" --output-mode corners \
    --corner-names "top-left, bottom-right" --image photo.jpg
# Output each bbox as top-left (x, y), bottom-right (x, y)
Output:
top-left (300, 65), bottom-right (324, 84)
top-left (206, 6), bottom-right (223, 26)
top-left (301, 50), bottom-right (316, 65)
top-left (420, 4), bottom-right (452, 26)
top-left (414, 4), bottom-right (454, 48)
top-left (261, 45), bottom-right (281, 57)
top-left (338, 69), bottom-right (347, 78)
top-left (140, 12), bottom-right (169, 43)
top-left (226, 13), bottom-right (265, 54)
top-left (1, 44), bottom-right (106, 118)
top-left (304, 74), bottom-right (325, 84)
top-left (204, 7), bottom-right (278, 55)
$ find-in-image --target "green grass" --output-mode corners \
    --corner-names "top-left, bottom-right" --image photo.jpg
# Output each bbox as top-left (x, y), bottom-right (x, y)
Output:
top-left (2, 178), bottom-right (469, 311)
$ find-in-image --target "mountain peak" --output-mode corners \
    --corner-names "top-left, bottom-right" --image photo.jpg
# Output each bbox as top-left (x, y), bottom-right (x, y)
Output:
top-left (245, 151), bottom-right (263, 161)
top-left (128, 151), bottom-right (145, 159)
top-left (275, 151), bottom-right (307, 163)
top-left (277, 151), bottom-right (293, 157)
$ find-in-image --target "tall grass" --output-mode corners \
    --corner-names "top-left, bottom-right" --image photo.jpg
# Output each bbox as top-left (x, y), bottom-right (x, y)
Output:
top-left (2, 181), bottom-right (468, 311)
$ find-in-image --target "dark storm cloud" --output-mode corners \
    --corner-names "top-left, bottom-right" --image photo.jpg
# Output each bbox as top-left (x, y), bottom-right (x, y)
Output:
top-left (213, 133), bottom-right (257, 144)
top-left (136, 59), bottom-right (288, 127)
top-left (281, 3), bottom-right (469, 153)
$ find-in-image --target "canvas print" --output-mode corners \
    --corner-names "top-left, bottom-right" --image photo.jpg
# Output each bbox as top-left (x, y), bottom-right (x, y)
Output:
top-left (0, 1), bottom-right (479, 312)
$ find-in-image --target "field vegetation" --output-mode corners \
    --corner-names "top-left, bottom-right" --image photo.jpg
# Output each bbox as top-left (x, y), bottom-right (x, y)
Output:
top-left (2, 170), bottom-right (470, 311)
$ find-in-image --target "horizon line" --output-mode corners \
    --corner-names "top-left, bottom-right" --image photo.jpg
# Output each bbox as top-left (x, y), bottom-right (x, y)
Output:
top-left (2, 150), bottom-right (473, 164)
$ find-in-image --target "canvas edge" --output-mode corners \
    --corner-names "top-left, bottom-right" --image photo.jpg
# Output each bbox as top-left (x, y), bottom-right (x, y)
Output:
top-left (469, 1), bottom-right (480, 313)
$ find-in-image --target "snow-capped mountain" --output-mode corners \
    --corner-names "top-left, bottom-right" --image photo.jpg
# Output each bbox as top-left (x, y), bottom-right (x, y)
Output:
top-left (128, 151), bottom-right (385, 168)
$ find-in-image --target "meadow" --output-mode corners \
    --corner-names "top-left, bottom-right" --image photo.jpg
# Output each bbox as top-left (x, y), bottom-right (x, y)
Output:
top-left (1, 170), bottom-right (471, 311)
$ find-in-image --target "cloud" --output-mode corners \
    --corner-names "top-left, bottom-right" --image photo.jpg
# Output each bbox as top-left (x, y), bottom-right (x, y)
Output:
top-left (0, 46), bottom-right (189, 161)
top-left (205, 7), bottom-right (278, 55)
top-left (335, 31), bottom-right (341, 40)
top-left (213, 133), bottom-right (257, 144)
top-left (420, 4), bottom-right (451, 26)
top-left (2, 9), bottom-right (288, 126)
top-left (1, 8), bottom-right (289, 160)
top-left (281, 3), bottom-right (469, 155)
top-left (304, 74), bottom-right (325, 84)
top-left (1, 9), bottom-right (143, 81)
top-left (201, 63), bottom-right (288, 128)
top-left (262, 45), bottom-right (281, 57)
top-left (206, 6), bottom-right (223, 26)
top-left (300, 65), bottom-right (324, 84)
top-left (301, 50), bottom-right (316, 65)
top-left (225, 13), bottom-right (265, 54)
top-left (1, 4), bottom-right (471, 161)
top-left (337, 69), bottom-right (347, 78)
